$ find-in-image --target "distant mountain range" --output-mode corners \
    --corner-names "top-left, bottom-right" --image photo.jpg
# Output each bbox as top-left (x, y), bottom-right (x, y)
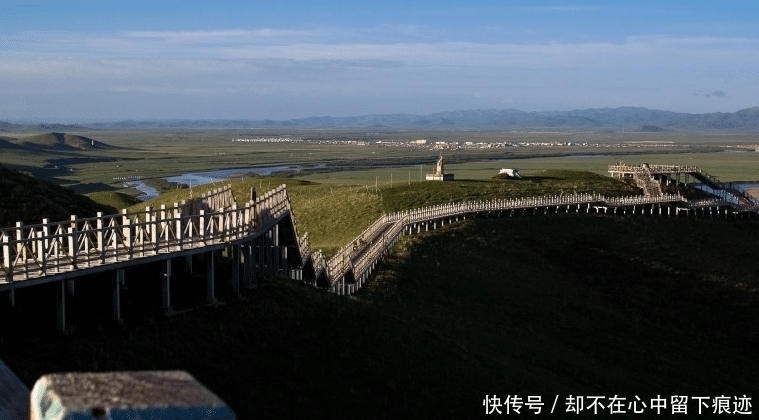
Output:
top-left (2, 107), bottom-right (758, 131)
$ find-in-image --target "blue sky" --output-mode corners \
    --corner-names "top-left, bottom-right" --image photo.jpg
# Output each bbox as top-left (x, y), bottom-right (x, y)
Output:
top-left (1, 1), bottom-right (758, 122)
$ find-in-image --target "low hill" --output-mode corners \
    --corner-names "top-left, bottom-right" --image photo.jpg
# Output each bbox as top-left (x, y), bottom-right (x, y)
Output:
top-left (0, 164), bottom-right (116, 227)
top-left (19, 132), bottom-right (112, 151)
top-left (0, 137), bottom-right (24, 150)
top-left (129, 171), bottom-right (639, 258)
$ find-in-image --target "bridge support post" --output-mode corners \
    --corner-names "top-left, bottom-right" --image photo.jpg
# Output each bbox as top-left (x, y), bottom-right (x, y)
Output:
top-left (56, 280), bottom-right (67, 334)
top-left (162, 259), bottom-right (172, 314)
top-left (281, 246), bottom-right (287, 275)
top-left (206, 251), bottom-right (216, 304)
top-left (113, 269), bottom-right (124, 324)
top-left (185, 255), bottom-right (193, 275)
top-left (273, 224), bottom-right (280, 276)
top-left (231, 245), bottom-right (241, 298)
top-left (243, 243), bottom-right (256, 289)
top-left (260, 235), bottom-right (267, 278)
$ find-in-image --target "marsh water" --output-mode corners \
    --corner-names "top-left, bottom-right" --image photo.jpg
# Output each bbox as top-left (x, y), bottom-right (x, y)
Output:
top-left (126, 164), bottom-right (326, 201)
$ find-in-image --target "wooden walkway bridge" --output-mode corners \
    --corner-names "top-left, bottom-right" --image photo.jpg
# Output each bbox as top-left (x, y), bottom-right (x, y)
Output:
top-left (609, 163), bottom-right (759, 206)
top-left (1, 181), bottom-right (757, 330)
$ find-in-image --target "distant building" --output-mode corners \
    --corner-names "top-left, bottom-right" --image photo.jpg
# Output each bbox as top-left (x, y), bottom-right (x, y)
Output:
top-left (498, 168), bottom-right (521, 178)
top-left (409, 139), bottom-right (427, 145)
top-left (426, 154), bottom-right (454, 181)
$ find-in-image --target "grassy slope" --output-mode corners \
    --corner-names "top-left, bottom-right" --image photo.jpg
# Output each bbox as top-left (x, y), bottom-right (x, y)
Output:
top-left (126, 171), bottom-right (638, 257)
top-left (86, 191), bottom-right (141, 210)
top-left (0, 164), bottom-right (116, 227)
top-left (1, 215), bottom-right (756, 418)
top-left (19, 132), bottom-right (110, 150)
top-left (0, 171), bottom-right (755, 417)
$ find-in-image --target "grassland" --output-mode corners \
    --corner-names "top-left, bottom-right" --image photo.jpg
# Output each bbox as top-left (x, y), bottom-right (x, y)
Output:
top-left (0, 129), bottom-right (758, 417)
top-left (0, 129), bottom-right (757, 197)
top-left (1, 215), bottom-right (756, 418)
top-left (128, 171), bottom-right (639, 258)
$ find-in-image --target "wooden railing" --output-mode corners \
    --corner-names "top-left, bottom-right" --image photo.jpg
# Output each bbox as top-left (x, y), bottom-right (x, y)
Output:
top-left (0, 185), bottom-right (291, 285)
top-left (388, 193), bottom-right (606, 223)
top-left (352, 215), bottom-right (408, 281)
top-left (608, 164), bottom-right (701, 175)
top-left (326, 214), bottom-right (389, 281)
top-left (1, 182), bottom-right (752, 293)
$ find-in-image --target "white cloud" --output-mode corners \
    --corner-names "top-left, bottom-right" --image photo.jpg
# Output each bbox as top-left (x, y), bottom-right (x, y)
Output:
top-left (1, 30), bottom-right (758, 118)
top-left (122, 29), bottom-right (321, 43)
top-left (535, 5), bottom-right (597, 12)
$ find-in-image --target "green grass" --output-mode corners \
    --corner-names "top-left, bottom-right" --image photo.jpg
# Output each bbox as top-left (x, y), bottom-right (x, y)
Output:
top-left (87, 191), bottom-right (141, 210)
top-left (378, 170), bottom-right (639, 213)
top-left (2, 129), bottom-right (757, 196)
top-left (299, 150), bottom-right (759, 184)
top-left (125, 171), bottom-right (637, 258)
top-left (1, 215), bottom-right (756, 417)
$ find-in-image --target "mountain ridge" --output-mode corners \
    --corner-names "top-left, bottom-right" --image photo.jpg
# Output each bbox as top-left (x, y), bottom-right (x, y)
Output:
top-left (2, 106), bottom-right (758, 130)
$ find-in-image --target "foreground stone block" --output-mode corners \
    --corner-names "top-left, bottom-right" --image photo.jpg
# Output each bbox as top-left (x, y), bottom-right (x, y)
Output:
top-left (30, 371), bottom-right (235, 420)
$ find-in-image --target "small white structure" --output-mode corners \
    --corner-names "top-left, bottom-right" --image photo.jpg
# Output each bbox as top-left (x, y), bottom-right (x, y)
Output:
top-left (499, 168), bottom-right (521, 179)
top-left (426, 154), bottom-right (454, 181)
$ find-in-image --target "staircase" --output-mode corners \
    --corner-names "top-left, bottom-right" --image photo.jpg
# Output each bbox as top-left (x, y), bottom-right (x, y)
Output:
top-left (633, 166), bottom-right (663, 197)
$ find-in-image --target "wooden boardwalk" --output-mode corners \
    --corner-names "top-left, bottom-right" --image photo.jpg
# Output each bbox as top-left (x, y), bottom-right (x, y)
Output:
top-left (0, 185), bottom-right (289, 291)
top-left (1, 182), bottom-right (756, 299)
top-left (609, 163), bottom-right (759, 207)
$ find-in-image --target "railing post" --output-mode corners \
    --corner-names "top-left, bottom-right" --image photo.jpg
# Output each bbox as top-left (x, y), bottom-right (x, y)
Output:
top-left (2, 233), bottom-right (12, 283)
top-left (151, 208), bottom-right (160, 249)
top-left (68, 215), bottom-right (78, 267)
top-left (15, 222), bottom-right (24, 266)
top-left (96, 212), bottom-right (105, 262)
top-left (199, 210), bottom-right (206, 241)
top-left (122, 217), bottom-right (132, 259)
top-left (175, 205), bottom-right (183, 250)
top-left (41, 218), bottom-right (50, 273)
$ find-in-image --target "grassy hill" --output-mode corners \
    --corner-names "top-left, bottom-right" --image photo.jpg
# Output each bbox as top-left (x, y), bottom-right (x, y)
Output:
top-left (0, 164), bottom-right (116, 227)
top-left (0, 215), bottom-right (755, 417)
top-left (0, 170), bottom-right (755, 417)
top-left (18, 132), bottom-right (112, 151)
top-left (130, 171), bottom-right (639, 257)
top-left (0, 137), bottom-right (24, 150)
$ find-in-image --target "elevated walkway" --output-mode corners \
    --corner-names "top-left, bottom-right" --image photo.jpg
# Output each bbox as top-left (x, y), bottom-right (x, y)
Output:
top-left (609, 163), bottom-right (759, 209)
